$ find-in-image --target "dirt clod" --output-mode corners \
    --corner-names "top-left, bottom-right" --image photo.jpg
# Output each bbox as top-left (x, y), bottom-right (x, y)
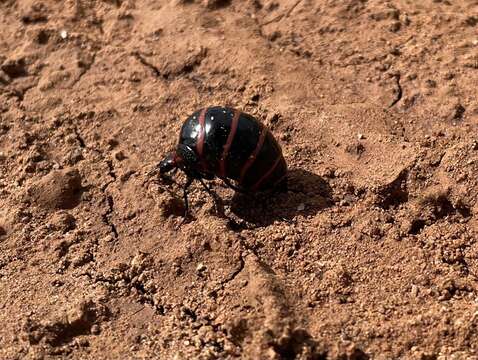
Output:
top-left (48, 211), bottom-right (76, 232)
top-left (26, 168), bottom-right (82, 210)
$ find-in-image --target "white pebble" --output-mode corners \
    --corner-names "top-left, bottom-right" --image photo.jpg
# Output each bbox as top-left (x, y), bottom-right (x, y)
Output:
top-left (60, 30), bottom-right (68, 39)
top-left (196, 263), bottom-right (206, 272)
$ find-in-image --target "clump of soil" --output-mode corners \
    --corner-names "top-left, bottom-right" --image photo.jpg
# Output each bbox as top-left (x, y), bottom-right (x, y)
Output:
top-left (25, 168), bottom-right (82, 210)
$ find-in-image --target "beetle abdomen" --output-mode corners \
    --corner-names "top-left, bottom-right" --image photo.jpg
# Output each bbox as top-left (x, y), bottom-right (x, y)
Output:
top-left (179, 106), bottom-right (287, 191)
top-left (238, 129), bottom-right (287, 191)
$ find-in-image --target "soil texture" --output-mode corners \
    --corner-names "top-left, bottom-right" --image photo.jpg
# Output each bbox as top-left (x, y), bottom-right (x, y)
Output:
top-left (1, 0), bottom-right (478, 359)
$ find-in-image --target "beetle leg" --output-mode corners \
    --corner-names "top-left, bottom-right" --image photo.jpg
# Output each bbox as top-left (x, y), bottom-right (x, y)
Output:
top-left (221, 177), bottom-right (246, 193)
top-left (183, 177), bottom-right (194, 218)
top-left (198, 178), bottom-right (224, 215)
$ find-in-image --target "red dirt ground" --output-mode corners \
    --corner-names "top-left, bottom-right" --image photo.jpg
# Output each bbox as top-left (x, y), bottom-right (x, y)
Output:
top-left (1, 0), bottom-right (478, 359)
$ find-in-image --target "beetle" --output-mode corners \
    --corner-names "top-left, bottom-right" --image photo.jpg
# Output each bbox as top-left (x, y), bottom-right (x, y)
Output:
top-left (159, 106), bottom-right (287, 216)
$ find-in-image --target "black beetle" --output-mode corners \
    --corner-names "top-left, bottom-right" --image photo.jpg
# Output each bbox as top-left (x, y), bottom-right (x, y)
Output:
top-left (159, 106), bottom-right (287, 215)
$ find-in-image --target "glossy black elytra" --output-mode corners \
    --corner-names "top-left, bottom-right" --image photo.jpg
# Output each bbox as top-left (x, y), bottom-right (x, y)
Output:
top-left (159, 106), bottom-right (287, 216)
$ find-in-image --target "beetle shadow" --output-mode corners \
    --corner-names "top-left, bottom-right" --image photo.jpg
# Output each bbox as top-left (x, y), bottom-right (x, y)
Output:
top-left (228, 169), bottom-right (334, 227)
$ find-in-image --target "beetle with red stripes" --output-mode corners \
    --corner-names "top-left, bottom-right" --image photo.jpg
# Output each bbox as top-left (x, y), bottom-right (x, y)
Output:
top-left (159, 106), bottom-right (287, 216)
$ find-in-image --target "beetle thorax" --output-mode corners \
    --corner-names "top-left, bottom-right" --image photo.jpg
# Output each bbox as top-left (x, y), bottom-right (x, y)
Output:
top-left (175, 144), bottom-right (199, 171)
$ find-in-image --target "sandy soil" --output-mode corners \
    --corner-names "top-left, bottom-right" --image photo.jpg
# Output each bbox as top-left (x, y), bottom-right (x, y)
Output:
top-left (1, 0), bottom-right (478, 359)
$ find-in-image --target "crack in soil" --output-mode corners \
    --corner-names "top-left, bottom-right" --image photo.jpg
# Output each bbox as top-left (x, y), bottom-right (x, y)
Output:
top-left (103, 195), bottom-right (119, 239)
top-left (81, 269), bottom-right (166, 314)
top-left (100, 159), bottom-right (119, 239)
top-left (389, 74), bottom-right (402, 108)
top-left (261, 0), bottom-right (303, 26)
top-left (105, 159), bottom-right (117, 182)
top-left (71, 52), bottom-right (97, 88)
top-left (69, 125), bottom-right (118, 241)
top-left (73, 127), bottom-right (86, 148)
top-left (132, 51), bottom-right (162, 78)
top-left (5, 82), bottom-right (37, 102)
top-left (220, 253), bottom-right (245, 287)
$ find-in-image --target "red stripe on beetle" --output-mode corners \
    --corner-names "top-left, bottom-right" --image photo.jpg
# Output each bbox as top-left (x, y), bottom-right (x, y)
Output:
top-left (251, 155), bottom-right (282, 191)
top-left (195, 108), bottom-right (208, 171)
top-left (239, 125), bottom-right (267, 183)
top-left (219, 109), bottom-right (241, 177)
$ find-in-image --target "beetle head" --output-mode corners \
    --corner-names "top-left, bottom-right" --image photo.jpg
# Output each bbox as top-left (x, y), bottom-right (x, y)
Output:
top-left (159, 152), bottom-right (178, 174)
top-left (159, 145), bottom-right (200, 177)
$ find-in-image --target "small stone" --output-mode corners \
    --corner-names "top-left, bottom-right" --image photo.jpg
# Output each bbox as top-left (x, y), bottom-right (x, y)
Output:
top-left (449, 104), bottom-right (465, 121)
top-left (49, 211), bottom-right (76, 232)
top-left (114, 151), bottom-right (126, 161)
top-left (90, 324), bottom-right (100, 335)
top-left (268, 31), bottom-right (281, 42)
top-left (131, 254), bottom-right (145, 270)
top-left (72, 251), bottom-right (93, 268)
top-left (107, 138), bottom-right (119, 149)
top-left (346, 142), bottom-right (365, 156)
top-left (411, 285), bottom-right (419, 297)
top-left (443, 72), bottom-right (455, 80)
top-left (341, 195), bottom-right (355, 206)
top-left (120, 170), bottom-right (135, 182)
top-left (67, 149), bottom-right (83, 165)
top-left (125, 210), bottom-right (136, 220)
top-left (357, 133), bottom-right (365, 140)
top-left (297, 203), bottom-right (305, 211)
top-left (78, 338), bottom-right (89, 347)
top-left (465, 16), bottom-right (478, 27)
top-left (425, 79), bottom-right (437, 88)
top-left (203, 0), bottom-right (230, 9)
top-left (196, 263), bottom-right (207, 273)
top-left (389, 21), bottom-right (401, 32)
top-left (60, 30), bottom-right (68, 39)
top-left (322, 167), bottom-right (336, 178)
top-left (103, 235), bottom-right (114, 242)
top-left (1, 58), bottom-right (28, 78)
top-left (389, 47), bottom-right (401, 56)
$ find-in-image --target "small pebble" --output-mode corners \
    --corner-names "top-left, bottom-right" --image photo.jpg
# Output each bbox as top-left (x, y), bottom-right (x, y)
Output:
top-left (114, 151), bottom-right (126, 161)
top-left (60, 30), bottom-right (68, 39)
top-left (196, 263), bottom-right (207, 273)
top-left (103, 235), bottom-right (114, 242)
top-left (357, 133), bottom-right (365, 140)
top-left (90, 324), bottom-right (100, 335)
top-left (78, 338), bottom-right (90, 347)
top-left (411, 285), bottom-right (419, 297)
